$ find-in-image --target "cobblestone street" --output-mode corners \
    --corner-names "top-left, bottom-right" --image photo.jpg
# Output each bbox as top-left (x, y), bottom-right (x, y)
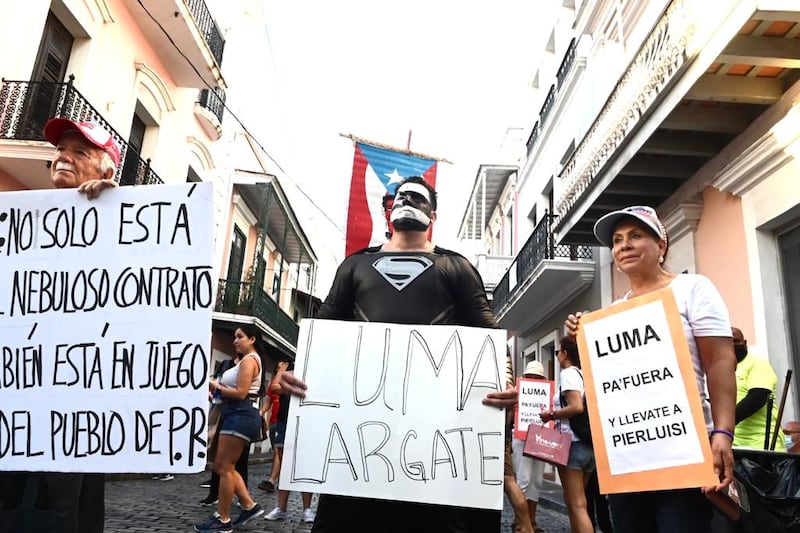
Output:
top-left (105, 460), bottom-right (571, 532)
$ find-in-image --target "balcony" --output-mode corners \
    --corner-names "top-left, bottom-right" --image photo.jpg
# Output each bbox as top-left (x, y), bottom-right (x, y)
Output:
top-left (492, 214), bottom-right (594, 334)
top-left (215, 279), bottom-right (299, 351)
top-left (556, 38), bottom-right (577, 91)
top-left (554, 2), bottom-right (798, 243)
top-left (475, 254), bottom-right (514, 292)
top-left (194, 87), bottom-right (225, 141)
top-left (121, 0), bottom-right (225, 88)
top-left (0, 77), bottom-right (163, 189)
top-left (525, 37), bottom-right (583, 160)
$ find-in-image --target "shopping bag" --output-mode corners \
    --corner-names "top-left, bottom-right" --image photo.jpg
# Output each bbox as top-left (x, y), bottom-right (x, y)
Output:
top-left (523, 423), bottom-right (571, 466)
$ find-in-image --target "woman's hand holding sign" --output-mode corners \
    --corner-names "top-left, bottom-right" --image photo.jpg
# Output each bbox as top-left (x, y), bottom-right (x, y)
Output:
top-left (564, 312), bottom-right (583, 338)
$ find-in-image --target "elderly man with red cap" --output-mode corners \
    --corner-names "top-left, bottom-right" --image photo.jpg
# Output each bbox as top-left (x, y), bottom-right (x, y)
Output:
top-left (1, 118), bottom-right (122, 533)
top-left (44, 117), bottom-right (122, 198)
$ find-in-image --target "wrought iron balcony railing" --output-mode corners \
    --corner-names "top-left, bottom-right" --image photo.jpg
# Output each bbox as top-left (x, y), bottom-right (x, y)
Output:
top-left (539, 84), bottom-right (557, 131)
top-left (215, 279), bottom-right (299, 347)
top-left (492, 213), bottom-right (593, 314)
top-left (526, 121), bottom-right (540, 155)
top-left (185, 0), bottom-right (225, 66)
top-left (0, 76), bottom-right (163, 186)
top-left (197, 87), bottom-right (225, 123)
top-left (556, 38), bottom-right (577, 90)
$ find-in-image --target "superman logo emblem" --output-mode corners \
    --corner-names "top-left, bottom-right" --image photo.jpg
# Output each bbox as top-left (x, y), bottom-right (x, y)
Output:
top-left (372, 255), bottom-right (433, 291)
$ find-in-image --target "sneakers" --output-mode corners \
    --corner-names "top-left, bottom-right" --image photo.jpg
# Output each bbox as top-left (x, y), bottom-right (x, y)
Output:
top-left (257, 479), bottom-right (276, 492)
top-left (264, 506), bottom-right (287, 521)
top-left (193, 515), bottom-right (232, 532)
top-left (198, 495), bottom-right (218, 507)
top-left (151, 474), bottom-right (174, 481)
top-left (232, 503), bottom-right (264, 527)
top-left (194, 512), bottom-right (228, 533)
top-left (302, 508), bottom-right (316, 523)
top-left (199, 478), bottom-right (212, 489)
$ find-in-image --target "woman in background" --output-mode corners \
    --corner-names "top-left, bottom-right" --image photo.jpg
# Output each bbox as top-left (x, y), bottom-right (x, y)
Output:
top-left (540, 337), bottom-right (595, 533)
top-left (194, 324), bottom-right (267, 532)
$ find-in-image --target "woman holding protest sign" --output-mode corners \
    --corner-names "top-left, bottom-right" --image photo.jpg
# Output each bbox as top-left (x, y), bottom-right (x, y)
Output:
top-left (193, 324), bottom-right (267, 532)
top-left (539, 337), bottom-right (595, 533)
top-left (564, 206), bottom-right (736, 533)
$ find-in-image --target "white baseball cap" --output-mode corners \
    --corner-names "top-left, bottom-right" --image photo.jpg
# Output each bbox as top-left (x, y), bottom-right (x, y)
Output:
top-left (593, 205), bottom-right (668, 247)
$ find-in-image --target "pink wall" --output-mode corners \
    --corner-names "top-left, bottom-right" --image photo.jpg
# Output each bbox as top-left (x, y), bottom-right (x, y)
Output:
top-left (695, 187), bottom-right (754, 338)
top-left (0, 169), bottom-right (27, 191)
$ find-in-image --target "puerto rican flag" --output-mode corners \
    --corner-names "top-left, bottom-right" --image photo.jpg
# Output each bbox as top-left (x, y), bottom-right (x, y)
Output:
top-left (345, 142), bottom-right (437, 256)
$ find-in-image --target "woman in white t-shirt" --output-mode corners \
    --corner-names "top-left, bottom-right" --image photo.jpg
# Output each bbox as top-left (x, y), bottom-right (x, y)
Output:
top-left (565, 206), bottom-right (736, 533)
top-left (540, 336), bottom-right (595, 533)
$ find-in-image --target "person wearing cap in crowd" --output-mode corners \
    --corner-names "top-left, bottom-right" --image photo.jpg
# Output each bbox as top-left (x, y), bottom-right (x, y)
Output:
top-left (278, 175), bottom-right (520, 532)
top-left (512, 360), bottom-right (548, 533)
top-left (45, 117), bottom-right (121, 198)
top-left (563, 205), bottom-right (736, 533)
top-left (1, 118), bottom-right (122, 533)
top-left (731, 327), bottom-right (785, 451)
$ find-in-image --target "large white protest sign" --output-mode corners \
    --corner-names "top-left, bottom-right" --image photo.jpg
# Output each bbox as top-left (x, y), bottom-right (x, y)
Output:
top-left (280, 319), bottom-right (507, 510)
top-left (577, 288), bottom-right (716, 493)
top-left (0, 183), bottom-right (214, 473)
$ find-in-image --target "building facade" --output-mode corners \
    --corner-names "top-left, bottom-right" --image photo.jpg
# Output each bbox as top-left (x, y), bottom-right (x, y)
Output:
top-left (460, 0), bottom-right (799, 444)
top-left (0, 0), bottom-right (318, 453)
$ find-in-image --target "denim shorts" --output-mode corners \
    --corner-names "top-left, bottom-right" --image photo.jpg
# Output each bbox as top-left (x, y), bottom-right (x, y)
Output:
top-left (219, 399), bottom-right (260, 443)
top-left (566, 439), bottom-right (595, 472)
top-left (270, 422), bottom-right (287, 448)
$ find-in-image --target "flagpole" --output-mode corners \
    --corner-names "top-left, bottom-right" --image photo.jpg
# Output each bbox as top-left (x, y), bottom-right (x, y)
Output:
top-left (406, 129), bottom-right (412, 151)
top-left (339, 132), bottom-right (452, 164)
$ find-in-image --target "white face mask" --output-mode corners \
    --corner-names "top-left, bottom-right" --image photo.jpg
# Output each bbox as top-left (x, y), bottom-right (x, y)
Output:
top-left (786, 436), bottom-right (794, 450)
top-left (390, 183), bottom-right (433, 232)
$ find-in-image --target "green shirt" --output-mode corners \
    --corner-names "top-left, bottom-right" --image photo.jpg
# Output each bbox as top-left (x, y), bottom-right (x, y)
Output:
top-left (734, 353), bottom-right (785, 451)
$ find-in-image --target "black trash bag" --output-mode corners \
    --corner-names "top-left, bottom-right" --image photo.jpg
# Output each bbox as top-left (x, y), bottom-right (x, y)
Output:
top-left (734, 450), bottom-right (800, 533)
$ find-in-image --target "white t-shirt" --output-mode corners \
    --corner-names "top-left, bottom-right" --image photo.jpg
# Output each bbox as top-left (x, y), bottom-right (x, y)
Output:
top-left (620, 273), bottom-right (731, 431)
top-left (555, 366), bottom-right (585, 442)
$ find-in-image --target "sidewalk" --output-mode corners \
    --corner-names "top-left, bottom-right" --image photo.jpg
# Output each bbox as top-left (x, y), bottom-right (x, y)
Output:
top-left (539, 479), bottom-right (567, 513)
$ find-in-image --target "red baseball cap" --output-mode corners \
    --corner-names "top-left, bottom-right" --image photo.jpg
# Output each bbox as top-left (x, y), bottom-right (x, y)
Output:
top-left (44, 118), bottom-right (122, 168)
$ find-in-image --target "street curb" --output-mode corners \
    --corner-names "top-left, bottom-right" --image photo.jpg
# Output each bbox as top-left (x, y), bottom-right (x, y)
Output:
top-left (106, 453), bottom-right (274, 481)
top-left (538, 480), bottom-right (567, 513)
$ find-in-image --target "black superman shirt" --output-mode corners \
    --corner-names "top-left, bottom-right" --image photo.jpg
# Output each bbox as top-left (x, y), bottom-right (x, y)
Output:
top-left (317, 245), bottom-right (497, 327)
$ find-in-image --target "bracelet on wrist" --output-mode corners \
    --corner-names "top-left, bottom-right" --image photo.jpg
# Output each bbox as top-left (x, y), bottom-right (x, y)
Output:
top-left (710, 428), bottom-right (734, 440)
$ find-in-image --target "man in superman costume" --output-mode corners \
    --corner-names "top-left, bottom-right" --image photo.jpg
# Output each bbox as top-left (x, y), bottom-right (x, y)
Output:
top-left (280, 176), bottom-right (526, 532)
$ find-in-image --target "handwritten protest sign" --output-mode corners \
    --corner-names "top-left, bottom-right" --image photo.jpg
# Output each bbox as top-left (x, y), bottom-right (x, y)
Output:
top-left (280, 319), bottom-right (507, 510)
top-left (577, 287), bottom-right (717, 493)
top-left (514, 377), bottom-right (554, 440)
top-left (0, 183), bottom-right (214, 473)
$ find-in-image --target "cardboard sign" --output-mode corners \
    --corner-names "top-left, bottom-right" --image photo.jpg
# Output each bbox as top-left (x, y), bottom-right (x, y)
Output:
top-left (514, 377), bottom-right (554, 440)
top-left (0, 183), bottom-right (214, 473)
top-left (577, 287), bottom-right (717, 493)
top-left (280, 319), bottom-right (507, 510)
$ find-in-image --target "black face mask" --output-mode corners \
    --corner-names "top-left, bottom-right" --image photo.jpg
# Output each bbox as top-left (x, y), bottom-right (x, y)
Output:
top-left (734, 344), bottom-right (748, 362)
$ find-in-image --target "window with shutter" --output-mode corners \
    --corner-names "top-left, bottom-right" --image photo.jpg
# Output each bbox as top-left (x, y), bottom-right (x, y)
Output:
top-left (20, 13), bottom-right (74, 139)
